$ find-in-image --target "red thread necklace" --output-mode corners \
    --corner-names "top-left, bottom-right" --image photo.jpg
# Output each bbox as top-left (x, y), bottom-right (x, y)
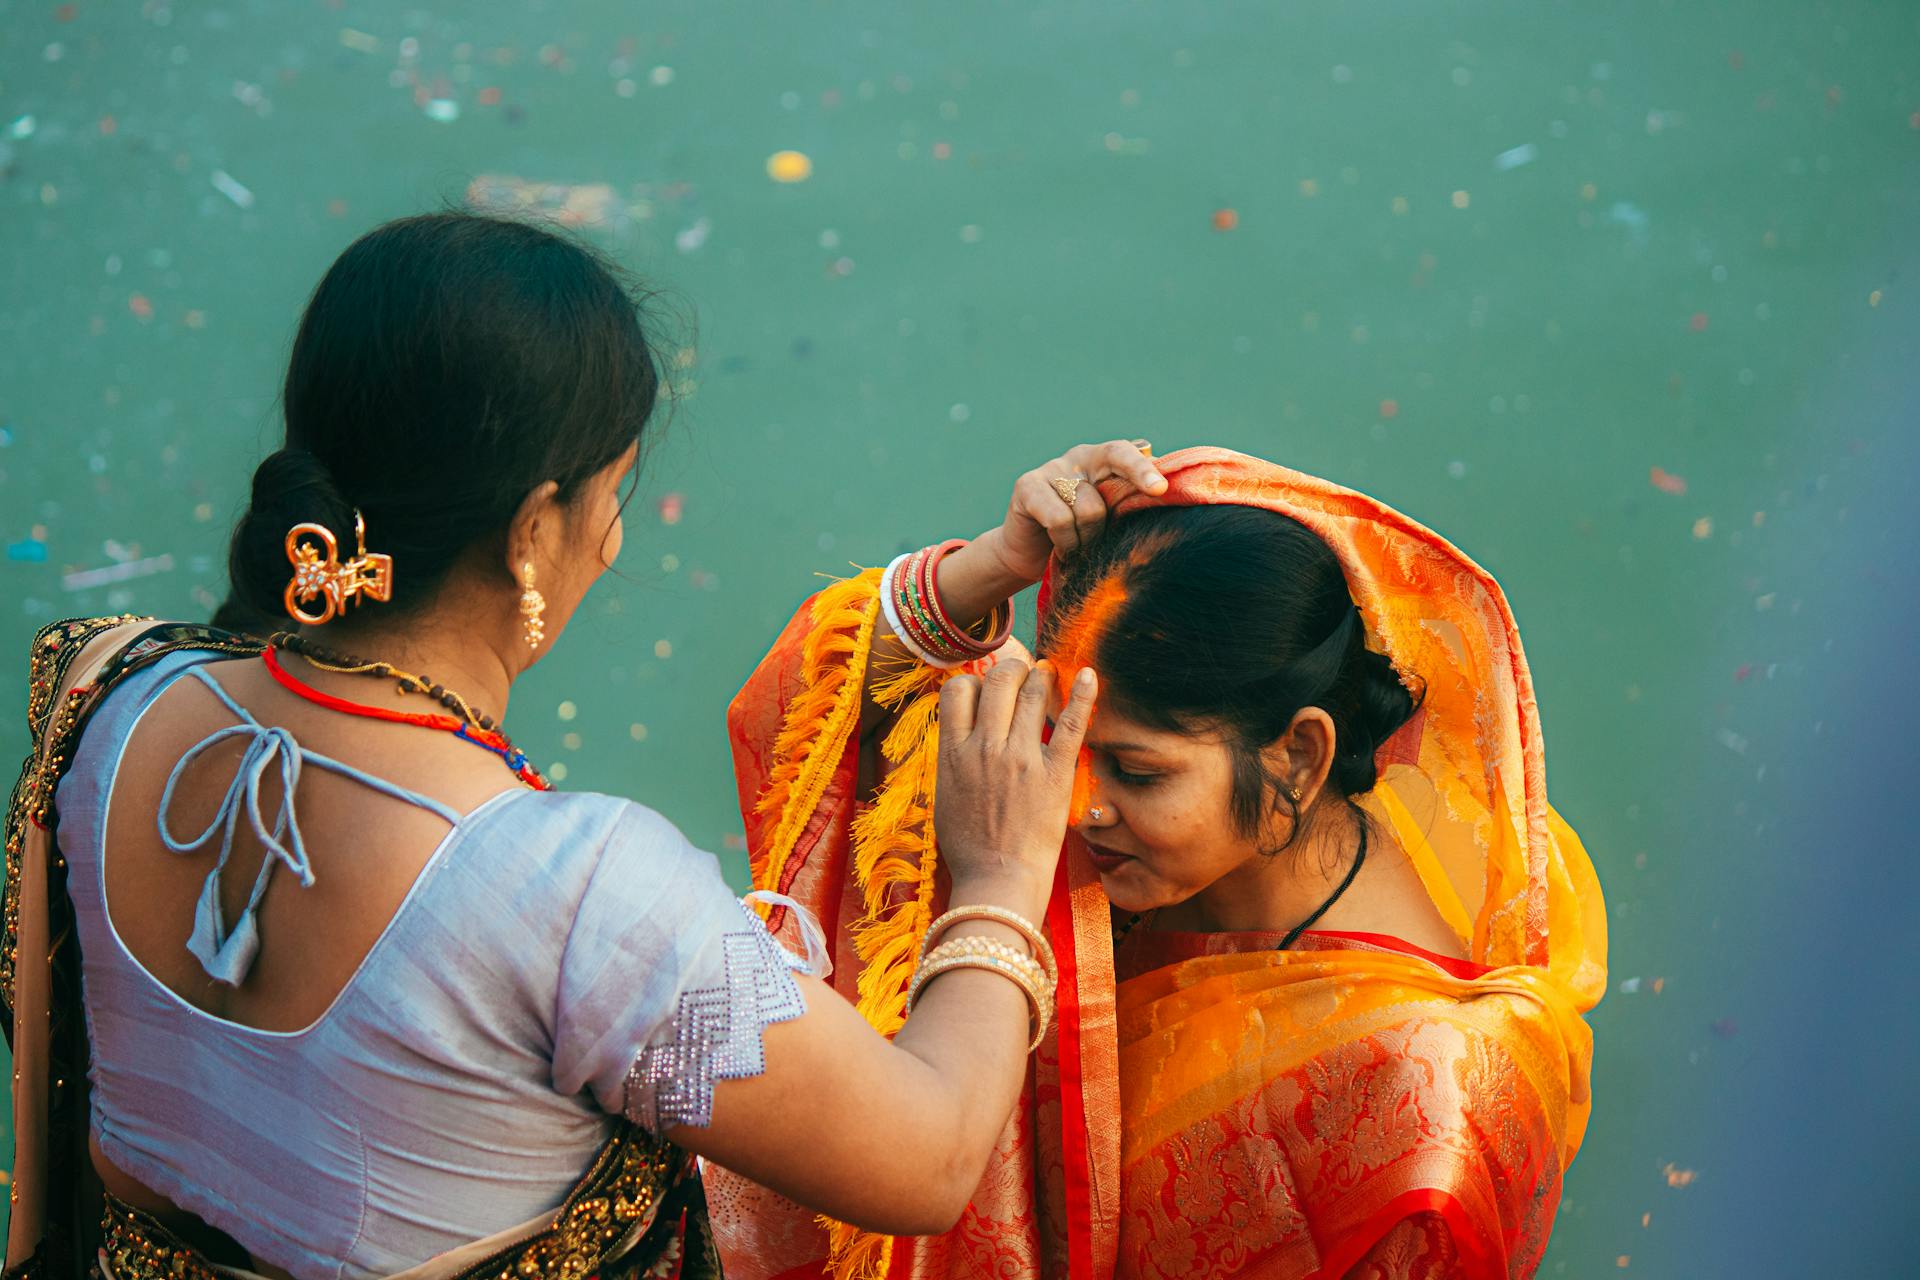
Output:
top-left (263, 646), bottom-right (551, 790)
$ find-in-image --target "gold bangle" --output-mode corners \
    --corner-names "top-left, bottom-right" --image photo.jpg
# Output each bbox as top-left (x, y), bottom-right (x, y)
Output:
top-left (922, 904), bottom-right (1058, 987)
top-left (909, 948), bottom-right (1049, 1023)
top-left (910, 955), bottom-right (1050, 1054)
top-left (910, 935), bottom-right (1053, 1019)
top-left (908, 940), bottom-right (1052, 1053)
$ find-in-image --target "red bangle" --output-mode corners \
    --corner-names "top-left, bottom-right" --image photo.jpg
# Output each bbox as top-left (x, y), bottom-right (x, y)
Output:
top-left (913, 542), bottom-right (975, 655)
top-left (920, 539), bottom-right (1014, 657)
top-left (895, 547), bottom-right (969, 662)
top-left (915, 542), bottom-right (986, 657)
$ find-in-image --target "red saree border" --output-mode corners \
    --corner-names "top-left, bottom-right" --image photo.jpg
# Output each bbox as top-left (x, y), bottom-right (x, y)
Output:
top-left (1297, 931), bottom-right (1492, 981)
top-left (1046, 855), bottom-right (1094, 1280)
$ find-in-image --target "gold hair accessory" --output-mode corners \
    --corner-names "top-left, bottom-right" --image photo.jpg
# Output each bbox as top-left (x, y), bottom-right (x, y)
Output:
top-left (520, 561), bottom-right (547, 652)
top-left (283, 512), bottom-right (393, 626)
top-left (1050, 475), bottom-right (1083, 509)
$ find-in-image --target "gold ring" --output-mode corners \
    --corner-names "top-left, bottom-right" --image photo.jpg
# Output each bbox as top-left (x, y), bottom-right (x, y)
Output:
top-left (1050, 475), bottom-right (1083, 508)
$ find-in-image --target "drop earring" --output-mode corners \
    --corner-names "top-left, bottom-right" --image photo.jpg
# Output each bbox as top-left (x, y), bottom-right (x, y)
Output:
top-left (520, 562), bottom-right (547, 652)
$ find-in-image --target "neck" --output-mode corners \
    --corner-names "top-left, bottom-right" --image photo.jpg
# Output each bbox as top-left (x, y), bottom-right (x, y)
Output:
top-left (290, 609), bottom-right (519, 727)
top-left (1161, 806), bottom-right (1365, 934)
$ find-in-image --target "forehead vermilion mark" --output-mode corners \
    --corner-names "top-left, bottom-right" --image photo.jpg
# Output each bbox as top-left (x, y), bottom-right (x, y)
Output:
top-left (1047, 571), bottom-right (1127, 705)
top-left (1049, 570), bottom-right (1127, 829)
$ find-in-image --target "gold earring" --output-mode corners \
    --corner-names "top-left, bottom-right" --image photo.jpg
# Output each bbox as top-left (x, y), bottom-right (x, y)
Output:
top-left (1287, 785), bottom-right (1304, 804)
top-left (520, 561), bottom-right (547, 652)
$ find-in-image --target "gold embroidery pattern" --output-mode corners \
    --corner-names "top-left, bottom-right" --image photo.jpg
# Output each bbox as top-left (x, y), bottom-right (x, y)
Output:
top-left (100, 1127), bottom-right (689, 1280)
top-left (101, 1198), bottom-right (227, 1280)
top-left (467, 1126), bottom-right (681, 1280)
top-left (1119, 1016), bottom-right (1558, 1279)
top-left (2, 615), bottom-right (144, 1015)
top-left (1121, 1104), bottom-right (1316, 1280)
top-left (945, 1100), bottom-right (1044, 1279)
top-left (1343, 1212), bottom-right (1460, 1280)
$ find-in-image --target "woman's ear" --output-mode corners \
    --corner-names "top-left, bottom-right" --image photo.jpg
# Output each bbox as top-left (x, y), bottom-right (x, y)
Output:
top-left (505, 479), bottom-right (562, 585)
top-left (1264, 707), bottom-right (1337, 809)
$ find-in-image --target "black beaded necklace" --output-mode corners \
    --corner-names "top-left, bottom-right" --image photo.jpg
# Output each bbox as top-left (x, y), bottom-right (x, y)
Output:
top-left (269, 631), bottom-right (502, 734)
top-left (1111, 821), bottom-right (1369, 952)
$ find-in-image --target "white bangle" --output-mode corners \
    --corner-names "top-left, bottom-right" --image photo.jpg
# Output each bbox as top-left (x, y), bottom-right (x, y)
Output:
top-left (879, 553), bottom-right (964, 669)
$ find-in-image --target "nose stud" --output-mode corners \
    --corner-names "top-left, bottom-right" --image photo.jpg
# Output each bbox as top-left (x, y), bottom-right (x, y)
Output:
top-left (1087, 805), bottom-right (1107, 822)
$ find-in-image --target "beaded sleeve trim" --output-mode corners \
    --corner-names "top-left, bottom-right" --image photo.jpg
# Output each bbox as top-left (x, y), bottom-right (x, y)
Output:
top-left (623, 900), bottom-right (808, 1132)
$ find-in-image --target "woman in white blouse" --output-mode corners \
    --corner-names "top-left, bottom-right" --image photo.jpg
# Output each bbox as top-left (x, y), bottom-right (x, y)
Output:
top-left (2, 213), bottom-right (1089, 1280)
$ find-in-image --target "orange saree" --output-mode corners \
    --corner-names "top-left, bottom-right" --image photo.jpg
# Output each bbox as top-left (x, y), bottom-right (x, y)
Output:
top-left (712, 447), bottom-right (1605, 1280)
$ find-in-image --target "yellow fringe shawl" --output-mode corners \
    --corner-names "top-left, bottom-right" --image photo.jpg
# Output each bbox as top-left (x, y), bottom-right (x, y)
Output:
top-left (748, 569), bottom-right (958, 1280)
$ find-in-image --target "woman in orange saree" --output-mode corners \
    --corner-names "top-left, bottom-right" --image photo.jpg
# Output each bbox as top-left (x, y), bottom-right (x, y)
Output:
top-left (712, 444), bottom-right (1606, 1279)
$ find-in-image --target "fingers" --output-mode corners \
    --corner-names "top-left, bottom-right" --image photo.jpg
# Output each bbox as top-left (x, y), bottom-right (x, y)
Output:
top-left (1046, 490), bottom-right (1090, 560)
top-left (1079, 439), bottom-right (1167, 495)
top-left (1045, 667), bottom-right (1099, 778)
top-left (1009, 660), bottom-right (1053, 743)
top-left (1012, 440), bottom-right (1169, 564)
top-left (939, 672), bottom-right (980, 744)
top-left (1065, 477), bottom-right (1108, 548)
top-left (972, 658), bottom-right (1029, 742)
top-left (1014, 471), bottom-right (1087, 561)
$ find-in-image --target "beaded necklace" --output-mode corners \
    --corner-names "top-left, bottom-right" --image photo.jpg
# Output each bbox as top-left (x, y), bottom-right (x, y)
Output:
top-left (1110, 822), bottom-right (1368, 952)
top-left (263, 633), bottom-right (549, 790)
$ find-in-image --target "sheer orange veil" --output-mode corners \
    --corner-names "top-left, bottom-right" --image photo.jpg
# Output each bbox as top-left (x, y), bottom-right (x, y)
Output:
top-left (1089, 446), bottom-right (1605, 1007)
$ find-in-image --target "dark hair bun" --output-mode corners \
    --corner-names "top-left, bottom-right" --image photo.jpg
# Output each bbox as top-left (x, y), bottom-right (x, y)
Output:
top-left (227, 448), bottom-right (356, 622)
top-left (213, 213), bottom-right (665, 628)
top-left (1327, 643), bottom-right (1416, 795)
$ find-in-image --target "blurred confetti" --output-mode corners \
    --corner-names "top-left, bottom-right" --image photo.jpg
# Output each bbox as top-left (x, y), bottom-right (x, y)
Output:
top-left (766, 150), bottom-right (813, 183)
top-left (210, 170), bottom-right (255, 209)
top-left (61, 553), bottom-right (174, 592)
top-left (1649, 466), bottom-right (1689, 495)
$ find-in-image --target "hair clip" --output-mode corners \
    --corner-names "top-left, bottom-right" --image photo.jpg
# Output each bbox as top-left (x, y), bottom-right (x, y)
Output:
top-left (283, 511), bottom-right (394, 625)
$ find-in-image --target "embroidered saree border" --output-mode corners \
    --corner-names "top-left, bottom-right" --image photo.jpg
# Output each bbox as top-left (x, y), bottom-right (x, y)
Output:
top-left (6, 615), bottom-right (158, 1277)
top-left (96, 1125), bottom-right (698, 1280)
top-left (2, 615), bottom-right (152, 1025)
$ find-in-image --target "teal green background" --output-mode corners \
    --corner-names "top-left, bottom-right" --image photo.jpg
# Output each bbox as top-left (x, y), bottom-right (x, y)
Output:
top-left (3, 1), bottom-right (1916, 1273)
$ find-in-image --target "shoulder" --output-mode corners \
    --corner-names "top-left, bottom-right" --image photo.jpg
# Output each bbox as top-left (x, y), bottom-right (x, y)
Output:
top-left (481, 790), bottom-right (731, 920)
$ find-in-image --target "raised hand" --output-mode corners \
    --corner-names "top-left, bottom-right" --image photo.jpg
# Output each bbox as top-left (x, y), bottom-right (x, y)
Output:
top-left (932, 659), bottom-right (1098, 909)
top-left (980, 440), bottom-right (1167, 584)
